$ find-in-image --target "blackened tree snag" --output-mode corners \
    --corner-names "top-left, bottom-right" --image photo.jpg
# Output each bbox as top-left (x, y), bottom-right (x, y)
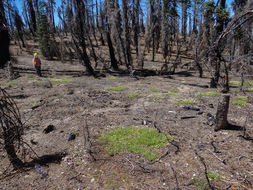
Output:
top-left (215, 95), bottom-right (230, 131)
top-left (0, 0), bottom-right (10, 68)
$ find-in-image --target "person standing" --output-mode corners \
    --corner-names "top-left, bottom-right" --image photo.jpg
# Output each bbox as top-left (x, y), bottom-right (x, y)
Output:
top-left (33, 53), bottom-right (42, 76)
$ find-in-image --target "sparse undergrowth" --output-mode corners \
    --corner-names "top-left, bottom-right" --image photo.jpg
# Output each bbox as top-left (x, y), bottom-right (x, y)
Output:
top-left (232, 100), bottom-right (246, 106)
top-left (99, 126), bottom-right (173, 161)
top-left (173, 100), bottom-right (195, 104)
top-left (199, 92), bottom-right (221, 96)
top-left (150, 88), bottom-right (160, 92)
top-left (108, 86), bottom-right (129, 91)
top-left (106, 76), bottom-right (118, 80)
top-left (128, 93), bottom-right (145, 98)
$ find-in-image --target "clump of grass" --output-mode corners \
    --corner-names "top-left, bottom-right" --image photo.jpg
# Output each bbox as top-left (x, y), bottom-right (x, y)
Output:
top-left (190, 179), bottom-right (207, 190)
top-left (171, 89), bottom-right (179, 93)
top-left (237, 96), bottom-right (248, 101)
top-left (128, 93), bottom-right (145, 98)
top-left (106, 76), bottom-right (118, 80)
top-left (5, 81), bottom-right (17, 86)
top-left (90, 77), bottom-right (97, 80)
top-left (199, 92), bottom-right (221, 96)
top-left (31, 101), bottom-right (38, 108)
top-left (49, 79), bottom-right (72, 82)
top-left (166, 89), bottom-right (179, 96)
top-left (232, 100), bottom-right (246, 106)
top-left (99, 126), bottom-right (173, 161)
top-left (108, 86), bottom-right (128, 91)
top-left (56, 94), bottom-right (63, 98)
top-left (173, 100), bottom-right (195, 104)
top-left (230, 81), bottom-right (252, 87)
top-left (207, 173), bottom-right (224, 181)
top-left (150, 88), bottom-right (160, 92)
top-left (151, 93), bottom-right (162, 97)
top-left (28, 74), bottom-right (34, 78)
top-left (136, 84), bottom-right (144, 87)
top-left (247, 88), bottom-right (253, 91)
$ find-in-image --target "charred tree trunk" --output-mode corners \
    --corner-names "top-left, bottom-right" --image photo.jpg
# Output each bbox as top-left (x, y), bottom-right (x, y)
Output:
top-left (27, 0), bottom-right (36, 36)
top-left (0, 0), bottom-right (10, 68)
top-left (106, 26), bottom-right (118, 70)
top-left (215, 95), bottom-right (230, 131)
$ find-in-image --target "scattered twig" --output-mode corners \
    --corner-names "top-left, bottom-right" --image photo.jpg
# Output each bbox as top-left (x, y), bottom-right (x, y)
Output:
top-left (169, 162), bottom-right (180, 190)
top-left (207, 149), bottom-right (226, 165)
top-left (194, 150), bottom-right (215, 190)
top-left (210, 141), bottom-right (221, 153)
top-left (181, 116), bottom-right (196, 120)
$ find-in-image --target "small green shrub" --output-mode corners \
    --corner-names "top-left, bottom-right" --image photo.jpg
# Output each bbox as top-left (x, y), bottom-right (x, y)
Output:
top-left (230, 81), bottom-right (252, 87)
top-left (247, 88), bottom-right (253, 91)
top-left (108, 86), bottom-right (128, 91)
top-left (136, 84), bottom-right (144, 87)
top-left (128, 93), bottom-right (145, 98)
top-left (237, 96), bottom-right (248, 101)
top-left (28, 74), bottom-right (34, 78)
top-left (99, 126), bottom-right (173, 161)
top-left (106, 76), bottom-right (118, 80)
top-left (150, 88), bottom-right (160, 92)
top-left (49, 79), bottom-right (72, 82)
top-left (232, 100), bottom-right (246, 106)
top-left (199, 92), bottom-right (221, 96)
top-left (56, 94), bottom-right (63, 98)
top-left (207, 173), bottom-right (223, 181)
top-left (173, 100), bottom-right (195, 104)
top-left (166, 92), bottom-right (177, 96)
top-left (31, 101), bottom-right (38, 108)
top-left (171, 89), bottom-right (179, 93)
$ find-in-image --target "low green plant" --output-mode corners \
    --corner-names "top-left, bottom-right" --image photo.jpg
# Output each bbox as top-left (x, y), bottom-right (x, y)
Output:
top-left (207, 173), bottom-right (221, 180)
top-left (90, 77), bottom-right (97, 80)
top-left (108, 86), bottom-right (129, 91)
top-left (247, 88), bottom-right (253, 91)
top-left (150, 88), bottom-right (160, 92)
top-left (128, 93), bottom-right (145, 98)
top-left (49, 79), bottom-right (72, 83)
top-left (173, 100), bottom-right (195, 104)
top-left (99, 126), bottom-right (173, 161)
top-left (136, 84), bottom-right (144, 87)
top-left (232, 100), bottom-right (246, 106)
top-left (166, 89), bottom-right (179, 96)
top-left (106, 76), bottom-right (118, 80)
top-left (28, 74), bottom-right (34, 78)
top-left (31, 101), bottom-right (38, 108)
top-left (151, 93), bottom-right (162, 97)
top-left (56, 94), bottom-right (63, 98)
top-left (230, 81), bottom-right (252, 87)
top-left (190, 179), bottom-right (207, 190)
top-left (237, 96), bottom-right (248, 101)
top-left (171, 89), bottom-right (179, 93)
top-left (199, 92), bottom-right (221, 96)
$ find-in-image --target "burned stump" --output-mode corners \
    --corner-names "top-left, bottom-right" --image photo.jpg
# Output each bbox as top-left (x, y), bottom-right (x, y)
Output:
top-left (215, 95), bottom-right (230, 131)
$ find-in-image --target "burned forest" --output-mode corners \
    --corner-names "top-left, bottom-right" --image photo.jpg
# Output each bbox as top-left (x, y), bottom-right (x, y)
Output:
top-left (0, 0), bottom-right (253, 189)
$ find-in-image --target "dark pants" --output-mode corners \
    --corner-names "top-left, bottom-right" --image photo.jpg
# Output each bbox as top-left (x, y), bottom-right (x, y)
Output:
top-left (35, 65), bottom-right (41, 76)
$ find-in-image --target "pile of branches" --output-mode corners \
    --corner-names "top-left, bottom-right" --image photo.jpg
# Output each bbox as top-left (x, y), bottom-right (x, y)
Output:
top-left (0, 88), bottom-right (24, 168)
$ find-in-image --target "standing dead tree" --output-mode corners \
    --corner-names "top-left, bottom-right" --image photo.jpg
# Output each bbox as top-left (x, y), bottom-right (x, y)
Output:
top-left (71, 0), bottom-right (96, 77)
top-left (0, 88), bottom-right (24, 168)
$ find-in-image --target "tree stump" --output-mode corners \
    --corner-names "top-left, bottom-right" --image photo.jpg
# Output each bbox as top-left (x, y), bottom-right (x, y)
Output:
top-left (215, 95), bottom-right (230, 131)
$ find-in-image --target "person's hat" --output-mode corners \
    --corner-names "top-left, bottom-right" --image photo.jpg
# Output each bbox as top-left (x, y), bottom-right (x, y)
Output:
top-left (34, 53), bottom-right (38, 56)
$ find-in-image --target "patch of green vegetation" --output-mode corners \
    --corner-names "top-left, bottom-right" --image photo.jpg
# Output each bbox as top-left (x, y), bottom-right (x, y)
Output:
top-left (171, 89), bottom-right (179, 93)
top-left (232, 100), bottom-right (246, 106)
top-left (5, 81), bottom-right (17, 86)
top-left (31, 101), bottom-right (38, 108)
top-left (199, 92), bottom-right (221, 96)
top-left (50, 73), bottom-right (56, 78)
top-left (190, 179), bottom-right (207, 190)
top-left (128, 93), bottom-right (145, 98)
top-left (151, 93), bottom-right (162, 97)
top-left (166, 89), bottom-right (179, 96)
top-left (207, 173), bottom-right (221, 180)
top-left (136, 84), bottom-right (144, 87)
top-left (150, 88), bottom-right (160, 92)
top-left (99, 126), bottom-right (173, 161)
top-left (56, 94), bottom-right (63, 98)
top-left (237, 96), bottom-right (248, 101)
top-left (90, 76), bottom-right (97, 80)
top-left (28, 74), bottom-right (34, 78)
top-left (247, 88), bottom-right (253, 91)
top-left (173, 100), bottom-right (195, 104)
top-left (108, 86), bottom-right (129, 91)
top-left (106, 76), bottom-right (118, 80)
top-left (49, 79), bottom-right (72, 83)
top-left (232, 88), bottom-right (240, 93)
top-left (230, 81), bottom-right (252, 87)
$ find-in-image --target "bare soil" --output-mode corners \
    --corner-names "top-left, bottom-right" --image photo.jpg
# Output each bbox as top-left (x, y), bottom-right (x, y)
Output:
top-left (0, 50), bottom-right (253, 190)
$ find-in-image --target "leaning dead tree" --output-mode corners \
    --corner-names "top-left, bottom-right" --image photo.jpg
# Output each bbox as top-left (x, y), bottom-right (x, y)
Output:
top-left (0, 88), bottom-right (24, 168)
